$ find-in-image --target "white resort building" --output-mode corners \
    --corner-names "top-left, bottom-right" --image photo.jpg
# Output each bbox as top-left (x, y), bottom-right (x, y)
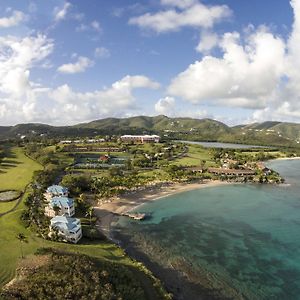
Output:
top-left (50, 216), bottom-right (82, 244)
top-left (120, 134), bottom-right (160, 143)
top-left (45, 196), bottom-right (75, 217)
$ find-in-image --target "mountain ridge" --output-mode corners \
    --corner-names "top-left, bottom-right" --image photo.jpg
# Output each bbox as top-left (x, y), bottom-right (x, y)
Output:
top-left (0, 115), bottom-right (300, 147)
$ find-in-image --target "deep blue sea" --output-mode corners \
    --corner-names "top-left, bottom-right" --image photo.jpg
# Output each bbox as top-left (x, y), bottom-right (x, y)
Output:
top-left (114, 159), bottom-right (300, 299)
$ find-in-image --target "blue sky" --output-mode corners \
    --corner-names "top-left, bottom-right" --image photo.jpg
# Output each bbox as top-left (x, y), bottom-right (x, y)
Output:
top-left (0, 0), bottom-right (299, 125)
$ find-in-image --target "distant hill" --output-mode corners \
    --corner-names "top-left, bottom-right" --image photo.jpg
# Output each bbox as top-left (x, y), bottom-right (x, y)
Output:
top-left (76, 115), bottom-right (231, 135)
top-left (232, 122), bottom-right (300, 146)
top-left (0, 115), bottom-right (300, 147)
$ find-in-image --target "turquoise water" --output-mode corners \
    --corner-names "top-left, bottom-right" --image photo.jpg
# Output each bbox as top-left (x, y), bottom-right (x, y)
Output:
top-left (114, 159), bottom-right (300, 299)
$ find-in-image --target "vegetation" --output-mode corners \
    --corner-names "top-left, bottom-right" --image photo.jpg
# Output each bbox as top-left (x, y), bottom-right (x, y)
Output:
top-left (61, 174), bottom-right (91, 196)
top-left (1, 249), bottom-right (162, 300)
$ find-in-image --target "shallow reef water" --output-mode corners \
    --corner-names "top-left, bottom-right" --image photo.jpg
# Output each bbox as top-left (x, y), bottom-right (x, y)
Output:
top-left (114, 159), bottom-right (300, 300)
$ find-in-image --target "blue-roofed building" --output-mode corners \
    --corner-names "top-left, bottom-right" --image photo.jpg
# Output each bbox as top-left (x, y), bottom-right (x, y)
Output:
top-left (45, 196), bottom-right (75, 217)
top-left (50, 216), bottom-right (82, 243)
top-left (46, 185), bottom-right (68, 199)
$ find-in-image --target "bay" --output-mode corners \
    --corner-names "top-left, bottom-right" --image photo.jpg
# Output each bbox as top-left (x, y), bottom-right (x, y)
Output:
top-left (113, 159), bottom-right (300, 299)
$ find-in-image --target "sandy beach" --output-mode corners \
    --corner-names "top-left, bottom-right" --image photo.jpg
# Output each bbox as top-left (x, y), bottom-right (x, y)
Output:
top-left (93, 180), bottom-right (231, 238)
top-left (273, 156), bottom-right (300, 161)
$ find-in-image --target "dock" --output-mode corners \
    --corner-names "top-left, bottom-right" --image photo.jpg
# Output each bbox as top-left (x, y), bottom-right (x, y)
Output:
top-left (121, 212), bottom-right (146, 220)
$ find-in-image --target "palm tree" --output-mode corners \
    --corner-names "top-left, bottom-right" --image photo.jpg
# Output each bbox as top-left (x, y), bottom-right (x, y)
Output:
top-left (86, 206), bottom-right (94, 225)
top-left (200, 160), bottom-right (206, 171)
top-left (16, 233), bottom-right (27, 259)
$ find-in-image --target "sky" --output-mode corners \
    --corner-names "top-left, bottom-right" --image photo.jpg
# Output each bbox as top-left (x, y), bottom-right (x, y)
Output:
top-left (0, 0), bottom-right (299, 126)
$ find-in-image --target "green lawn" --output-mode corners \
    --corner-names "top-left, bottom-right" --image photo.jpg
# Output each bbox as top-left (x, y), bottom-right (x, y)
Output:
top-left (0, 147), bottom-right (42, 191)
top-left (172, 145), bottom-right (216, 167)
top-left (0, 200), bottom-right (18, 214)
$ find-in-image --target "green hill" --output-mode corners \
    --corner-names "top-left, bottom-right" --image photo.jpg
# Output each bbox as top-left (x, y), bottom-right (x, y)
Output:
top-left (234, 122), bottom-right (300, 144)
top-left (76, 115), bottom-right (230, 134)
top-left (0, 115), bottom-right (300, 147)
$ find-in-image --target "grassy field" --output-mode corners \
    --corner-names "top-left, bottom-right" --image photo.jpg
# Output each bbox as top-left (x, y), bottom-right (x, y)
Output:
top-left (0, 146), bottom-right (42, 215)
top-left (0, 146), bottom-right (42, 191)
top-left (172, 144), bottom-right (216, 167)
top-left (0, 200), bottom-right (18, 214)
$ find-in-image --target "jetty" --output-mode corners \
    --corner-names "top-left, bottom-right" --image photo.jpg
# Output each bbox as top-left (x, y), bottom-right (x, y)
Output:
top-left (121, 212), bottom-right (146, 220)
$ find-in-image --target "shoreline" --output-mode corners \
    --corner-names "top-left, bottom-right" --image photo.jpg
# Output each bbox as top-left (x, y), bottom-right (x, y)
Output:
top-left (92, 160), bottom-right (296, 299)
top-left (93, 180), bottom-right (232, 239)
top-left (273, 156), bottom-right (300, 161)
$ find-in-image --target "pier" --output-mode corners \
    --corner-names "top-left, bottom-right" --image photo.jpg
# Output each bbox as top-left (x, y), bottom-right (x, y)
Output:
top-left (121, 212), bottom-right (146, 220)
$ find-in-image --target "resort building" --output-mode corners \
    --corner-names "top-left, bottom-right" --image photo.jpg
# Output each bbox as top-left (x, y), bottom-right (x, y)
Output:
top-left (45, 196), bottom-right (75, 217)
top-left (120, 134), bottom-right (160, 143)
top-left (207, 168), bottom-right (256, 176)
top-left (46, 185), bottom-right (69, 199)
top-left (50, 216), bottom-right (82, 243)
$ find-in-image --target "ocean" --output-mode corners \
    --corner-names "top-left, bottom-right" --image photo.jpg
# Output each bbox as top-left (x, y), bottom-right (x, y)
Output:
top-left (113, 159), bottom-right (300, 300)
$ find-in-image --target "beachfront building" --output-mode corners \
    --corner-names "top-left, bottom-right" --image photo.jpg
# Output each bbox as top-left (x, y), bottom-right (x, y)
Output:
top-left (50, 216), bottom-right (82, 243)
top-left (45, 196), bottom-right (75, 217)
top-left (45, 185), bottom-right (68, 201)
top-left (120, 134), bottom-right (160, 143)
top-left (207, 168), bottom-right (256, 177)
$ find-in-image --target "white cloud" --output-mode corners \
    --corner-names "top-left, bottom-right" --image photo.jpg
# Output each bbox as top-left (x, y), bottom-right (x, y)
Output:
top-left (76, 21), bottom-right (102, 33)
top-left (0, 10), bottom-right (25, 28)
top-left (160, 0), bottom-right (197, 9)
top-left (167, 0), bottom-right (300, 123)
top-left (0, 34), bottom-right (54, 124)
top-left (94, 47), bottom-right (111, 58)
top-left (38, 75), bottom-right (160, 124)
top-left (249, 0), bottom-right (300, 122)
top-left (0, 35), bottom-right (160, 126)
top-left (0, 28), bottom-right (160, 125)
top-left (196, 31), bottom-right (219, 53)
top-left (129, 1), bottom-right (232, 33)
top-left (0, 34), bottom-right (54, 97)
top-left (57, 56), bottom-right (94, 74)
top-left (155, 96), bottom-right (175, 115)
top-left (112, 7), bottom-right (125, 18)
top-left (168, 28), bottom-right (286, 109)
top-left (54, 2), bottom-right (71, 22)
top-left (91, 20), bottom-right (101, 32)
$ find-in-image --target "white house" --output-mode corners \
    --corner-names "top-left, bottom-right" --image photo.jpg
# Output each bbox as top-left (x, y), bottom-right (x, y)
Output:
top-left (45, 197), bottom-right (75, 217)
top-left (46, 185), bottom-right (68, 197)
top-left (50, 216), bottom-right (82, 243)
top-left (45, 185), bottom-right (68, 201)
top-left (120, 135), bottom-right (160, 143)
